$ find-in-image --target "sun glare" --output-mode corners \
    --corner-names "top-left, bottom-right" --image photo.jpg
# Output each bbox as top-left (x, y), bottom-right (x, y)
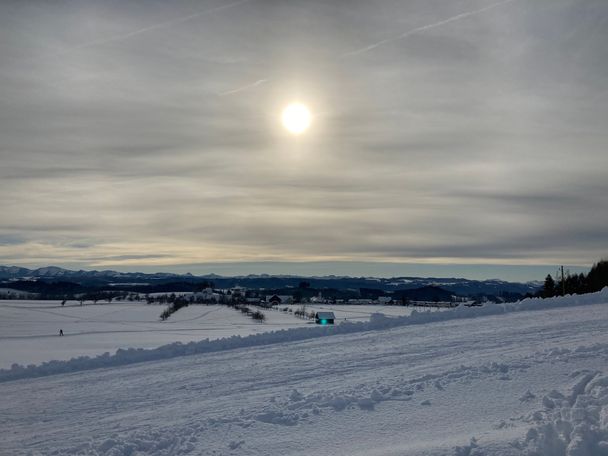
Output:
top-left (281, 103), bottom-right (312, 134)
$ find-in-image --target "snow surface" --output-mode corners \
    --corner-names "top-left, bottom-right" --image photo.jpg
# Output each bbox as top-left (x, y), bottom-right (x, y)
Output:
top-left (1, 290), bottom-right (608, 455)
top-left (0, 301), bottom-right (421, 368)
top-left (283, 304), bottom-right (444, 322)
top-left (0, 301), bottom-right (298, 368)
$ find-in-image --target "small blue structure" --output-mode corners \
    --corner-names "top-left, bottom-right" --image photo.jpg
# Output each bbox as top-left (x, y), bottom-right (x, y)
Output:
top-left (315, 312), bottom-right (335, 325)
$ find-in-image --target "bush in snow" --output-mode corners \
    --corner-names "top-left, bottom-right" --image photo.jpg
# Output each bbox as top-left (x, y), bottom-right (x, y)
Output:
top-left (251, 310), bottom-right (265, 322)
top-left (294, 306), bottom-right (308, 319)
top-left (159, 297), bottom-right (189, 320)
top-left (159, 308), bottom-right (172, 321)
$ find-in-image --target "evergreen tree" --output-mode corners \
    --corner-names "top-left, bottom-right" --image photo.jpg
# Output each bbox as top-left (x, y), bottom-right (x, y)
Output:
top-left (542, 274), bottom-right (555, 298)
top-left (587, 260), bottom-right (608, 293)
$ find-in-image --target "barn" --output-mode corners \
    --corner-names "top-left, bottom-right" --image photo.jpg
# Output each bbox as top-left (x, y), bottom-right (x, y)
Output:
top-left (268, 295), bottom-right (282, 305)
top-left (315, 312), bottom-right (335, 325)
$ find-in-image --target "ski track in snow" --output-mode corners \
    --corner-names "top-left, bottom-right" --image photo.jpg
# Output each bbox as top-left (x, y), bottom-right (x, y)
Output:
top-left (0, 291), bottom-right (607, 455)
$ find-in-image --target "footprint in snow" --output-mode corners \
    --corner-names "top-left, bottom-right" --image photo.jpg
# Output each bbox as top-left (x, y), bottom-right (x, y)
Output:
top-left (228, 440), bottom-right (245, 450)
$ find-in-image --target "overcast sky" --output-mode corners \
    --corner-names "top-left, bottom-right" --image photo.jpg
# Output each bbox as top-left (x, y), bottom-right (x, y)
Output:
top-left (1, 0), bottom-right (607, 280)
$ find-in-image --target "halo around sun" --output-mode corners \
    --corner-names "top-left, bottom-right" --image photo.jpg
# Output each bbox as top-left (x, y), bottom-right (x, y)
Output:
top-left (281, 103), bottom-right (312, 134)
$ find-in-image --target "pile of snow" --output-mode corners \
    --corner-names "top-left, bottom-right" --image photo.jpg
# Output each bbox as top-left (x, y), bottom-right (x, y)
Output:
top-left (2, 288), bottom-right (606, 382)
top-left (514, 370), bottom-right (608, 455)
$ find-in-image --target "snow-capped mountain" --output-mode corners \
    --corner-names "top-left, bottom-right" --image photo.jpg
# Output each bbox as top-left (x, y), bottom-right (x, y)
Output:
top-left (0, 265), bottom-right (541, 296)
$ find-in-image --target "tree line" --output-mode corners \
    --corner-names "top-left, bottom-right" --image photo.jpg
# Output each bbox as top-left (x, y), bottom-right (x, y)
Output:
top-left (541, 260), bottom-right (608, 298)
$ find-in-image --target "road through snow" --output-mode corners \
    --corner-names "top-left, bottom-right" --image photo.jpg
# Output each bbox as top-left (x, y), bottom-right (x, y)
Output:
top-left (1, 301), bottom-right (608, 455)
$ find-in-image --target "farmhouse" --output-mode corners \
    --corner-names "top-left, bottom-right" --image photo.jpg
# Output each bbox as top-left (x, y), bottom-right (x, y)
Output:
top-left (315, 312), bottom-right (335, 325)
top-left (266, 295), bottom-right (293, 305)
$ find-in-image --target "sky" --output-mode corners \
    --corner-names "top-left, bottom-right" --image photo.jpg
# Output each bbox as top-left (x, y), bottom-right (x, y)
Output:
top-left (0, 0), bottom-right (607, 281)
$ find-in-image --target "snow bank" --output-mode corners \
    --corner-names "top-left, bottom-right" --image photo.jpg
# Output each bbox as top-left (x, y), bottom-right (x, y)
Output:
top-left (2, 288), bottom-right (607, 382)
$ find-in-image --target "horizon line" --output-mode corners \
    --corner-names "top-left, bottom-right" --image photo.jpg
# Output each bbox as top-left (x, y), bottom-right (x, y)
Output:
top-left (0, 261), bottom-right (593, 283)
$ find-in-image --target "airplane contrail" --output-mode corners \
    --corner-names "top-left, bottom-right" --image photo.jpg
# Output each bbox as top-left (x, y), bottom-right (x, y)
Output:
top-left (50, 0), bottom-right (251, 57)
top-left (343, 0), bottom-right (517, 57)
top-left (218, 79), bottom-right (269, 96)
top-left (216, 0), bottom-right (519, 98)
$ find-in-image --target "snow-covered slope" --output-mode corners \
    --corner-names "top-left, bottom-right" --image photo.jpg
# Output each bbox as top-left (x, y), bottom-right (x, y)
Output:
top-left (2, 289), bottom-right (606, 382)
top-left (1, 292), bottom-right (607, 455)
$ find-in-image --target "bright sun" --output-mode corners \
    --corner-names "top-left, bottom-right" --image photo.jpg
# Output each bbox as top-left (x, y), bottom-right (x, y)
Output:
top-left (281, 103), bottom-right (312, 134)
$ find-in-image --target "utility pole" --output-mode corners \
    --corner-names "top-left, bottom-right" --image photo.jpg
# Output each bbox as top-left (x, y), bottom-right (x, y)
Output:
top-left (561, 265), bottom-right (565, 296)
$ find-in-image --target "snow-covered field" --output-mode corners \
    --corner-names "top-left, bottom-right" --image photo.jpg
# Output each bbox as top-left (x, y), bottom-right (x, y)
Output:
top-left (0, 301), bottom-right (296, 368)
top-left (0, 301), bottom-right (422, 368)
top-left (283, 303), bottom-right (444, 322)
top-left (1, 291), bottom-right (608, 455)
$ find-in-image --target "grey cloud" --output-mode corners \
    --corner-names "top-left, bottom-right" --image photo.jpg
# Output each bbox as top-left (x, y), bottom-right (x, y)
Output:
top-left (0, 234), bottom-right (26, 246)
top-left (1, 0), bottom-right (607, 271)
top-left (85, 254), bottom-right (172, 261)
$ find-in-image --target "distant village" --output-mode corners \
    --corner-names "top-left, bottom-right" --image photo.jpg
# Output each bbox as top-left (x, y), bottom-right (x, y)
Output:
top-left (0, 279), bottom-right (503, 307)
top-left (147, 283), bottom-right (470, 308)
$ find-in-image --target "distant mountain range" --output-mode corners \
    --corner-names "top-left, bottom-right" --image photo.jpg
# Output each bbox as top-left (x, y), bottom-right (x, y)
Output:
top-left (0, 265), bottom-right (541, 297)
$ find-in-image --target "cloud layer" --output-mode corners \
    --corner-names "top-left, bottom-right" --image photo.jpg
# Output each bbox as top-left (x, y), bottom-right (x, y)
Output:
top-left (1, 0), bottom-right (607, 273)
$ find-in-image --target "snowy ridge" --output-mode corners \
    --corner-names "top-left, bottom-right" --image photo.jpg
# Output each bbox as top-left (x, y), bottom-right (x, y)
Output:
top-left (2, 288), bottom-right (607, 382)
